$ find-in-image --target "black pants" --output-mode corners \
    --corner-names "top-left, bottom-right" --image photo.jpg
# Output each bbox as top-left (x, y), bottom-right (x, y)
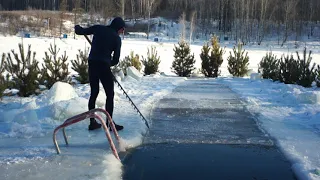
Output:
top-left (88, 61), bottom-right (114, 123)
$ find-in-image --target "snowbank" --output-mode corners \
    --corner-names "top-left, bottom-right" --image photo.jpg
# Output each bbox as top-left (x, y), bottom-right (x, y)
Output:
top-left (46, 82), bottom-right (78, 104)
top-left (127, 66), bottom-right (143, 81)
top-left (250, 73), bottom-right (262, 80)
top-left (294, 89), bottom-right (320, 104)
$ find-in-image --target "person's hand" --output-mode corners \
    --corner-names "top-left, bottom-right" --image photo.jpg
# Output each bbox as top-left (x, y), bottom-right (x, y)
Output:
top-left (74, 25), bottom-right (81, 31)
top-left (74, 25), bottom-right (82, 35)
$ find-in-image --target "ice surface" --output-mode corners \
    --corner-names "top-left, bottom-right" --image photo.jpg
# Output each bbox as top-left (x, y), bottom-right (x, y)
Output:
top-left (0, 35), bottom-right (320, 179)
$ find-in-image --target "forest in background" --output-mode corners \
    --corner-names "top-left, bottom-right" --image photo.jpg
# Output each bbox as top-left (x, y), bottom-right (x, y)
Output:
top-left (0, 0), bottom-right (320, 45)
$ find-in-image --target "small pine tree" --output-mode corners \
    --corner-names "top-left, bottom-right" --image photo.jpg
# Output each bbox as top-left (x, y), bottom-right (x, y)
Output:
top-left (210, 36), bottom-right (225, 77)
top-left (119, 51), bottom-right (142, 75)
top-left (4, 44), bottom-right (40, 97)
top-left (200, 43), bottom-right (211, 76)
top-left (227, 41), bottom-right (249, 77)
top-left (201, 36), bottom-right (224, 77)
top-left (141, 46), bottom-right (161, 75)
top-left (172, 41), bottom-right (196, 77)
top-left (0, 53), bottom-right (6, 98)
top-left (296, 48), bottom-right (316, 87)
top-left (316, 65), bottom-right (320, 87)
top-left (71, 48), bottom-right (89, 84)
top-left (279, 54), bottom-right (299, 84)
top-left (41, 43), bottom-right (71, 89)
top-left (258, 52), bottom-right (280, 80)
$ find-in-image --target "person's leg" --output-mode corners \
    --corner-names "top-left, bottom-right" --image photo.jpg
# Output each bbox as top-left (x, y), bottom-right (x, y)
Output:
top-left (88, 62), bottom-right (101, 129)
top-left (99, 63), bottom-right (123, 131)
top-left (99, 64), bottom-right (114, 117)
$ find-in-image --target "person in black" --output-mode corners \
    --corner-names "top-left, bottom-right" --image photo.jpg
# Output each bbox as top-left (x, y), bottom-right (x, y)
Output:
top-left (75, 17), bottom-right (125, 131)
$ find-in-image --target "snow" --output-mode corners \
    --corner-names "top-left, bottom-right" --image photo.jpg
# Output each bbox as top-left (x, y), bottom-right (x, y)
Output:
top-left (0, 34), bottom-right (320, 179)
top-left (46, 82), bottom-right (78, 104)
top-left (250, 73), bottom-right (262, 80)
top-left (126, 66), bottom-right (143, 81)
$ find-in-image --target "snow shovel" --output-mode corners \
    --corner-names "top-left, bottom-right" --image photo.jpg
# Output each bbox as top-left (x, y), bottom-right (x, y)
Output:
top-left (83, 35), bottom-right (150, 129)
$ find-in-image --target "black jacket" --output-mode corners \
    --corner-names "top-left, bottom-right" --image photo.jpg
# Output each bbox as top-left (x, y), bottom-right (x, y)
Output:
top-left (75, 17), bottom-right (125, 66)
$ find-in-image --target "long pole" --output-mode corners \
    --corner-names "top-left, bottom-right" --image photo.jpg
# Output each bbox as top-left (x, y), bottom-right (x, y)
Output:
top-left (84, 35), bottom-right (150, 129)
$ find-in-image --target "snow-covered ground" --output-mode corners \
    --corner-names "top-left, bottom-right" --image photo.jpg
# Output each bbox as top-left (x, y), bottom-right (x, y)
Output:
top-left (0, 35), bottom-right (320, 180)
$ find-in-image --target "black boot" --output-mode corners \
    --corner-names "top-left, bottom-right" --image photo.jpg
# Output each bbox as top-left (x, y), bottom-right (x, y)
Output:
top-left (107, 121), bottom-right (124, 131)
top-left (88, 120), bottom-right (102, 130)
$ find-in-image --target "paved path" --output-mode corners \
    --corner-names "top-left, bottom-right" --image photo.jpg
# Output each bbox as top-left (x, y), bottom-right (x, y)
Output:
top-left (122, 79), bottom-right (296, 180)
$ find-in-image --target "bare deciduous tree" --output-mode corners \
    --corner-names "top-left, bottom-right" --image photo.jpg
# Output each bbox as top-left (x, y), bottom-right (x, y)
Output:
top-left (281, 0), bottom-right (298, 46)
top-left (179, 12), bottom-right (186, 42)
top-left (189, 11), bottom-right (196, 44)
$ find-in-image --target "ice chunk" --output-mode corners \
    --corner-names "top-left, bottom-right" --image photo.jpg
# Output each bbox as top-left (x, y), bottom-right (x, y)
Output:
top-left (114, 75), bottom-right (122, 82)
top-left (3, 109), bottom-right (22, 122)
top-left (190, 72), bottom-right (205, 77)
top-left (124, 75), bottom-right (138, 82)
top-left (63, 97), bottom-right (88, 118)
top-left (118, 70), bottom-right (125, 80)
top-left (22, 100), bottom-right (37, 110)
top-left (13, 109), bottom-right (38, 124)
top-left (46, 82), bottom-right (78, 104)
top-left (127, 66), bottom-right (143, 81)
top-left (246, 69), bottom-right (256, 76)
top-left (250, 73), bottom-right (262, 80)
top-left (50, 97), bottom-right (87, 121)
top-left (296, 91), bottom-right (320, 104)
top-left (98, 154), bottom-right (123, 180)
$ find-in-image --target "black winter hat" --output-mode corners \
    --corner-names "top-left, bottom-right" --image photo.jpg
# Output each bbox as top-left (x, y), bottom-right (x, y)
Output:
top-left (110, 17), bottom-right (125, 31)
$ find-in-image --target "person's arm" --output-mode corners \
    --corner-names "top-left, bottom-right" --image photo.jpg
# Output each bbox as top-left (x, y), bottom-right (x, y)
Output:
top-left (74, 25), bottom-right (97, 35)
top-left (111, 36), bottom-right (122, 66)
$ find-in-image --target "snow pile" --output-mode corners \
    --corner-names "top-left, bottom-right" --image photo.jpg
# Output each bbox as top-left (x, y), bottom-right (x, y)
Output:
top-left (13, 100), bottom-right (38, 124)
top-left (50, 97), bottom-right (88, 121)
top-left (250, 73), bottom-right (262, 80)
top-left (126, 66), bottom-right (143, 81)
top-left (96, 88), bottom-right (120, 107)
top-left (293, 88), bottom-right (320, 104)
top-left (190, 72), bottom-right (205, 77)
top-left (95, 154), bottom-right (123, 180)
top-left (45, 82), bottom-right (88, 120)
top-left (46, 82), bottom-right (78, 104)
top-left (117, 70), bottom-right (125, 81)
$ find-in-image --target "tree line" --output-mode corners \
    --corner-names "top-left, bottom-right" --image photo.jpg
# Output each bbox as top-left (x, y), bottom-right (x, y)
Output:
top-left (1, 0), bottom-right (320, 44)
top-left (1, 0), bottom-right (320, 22)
